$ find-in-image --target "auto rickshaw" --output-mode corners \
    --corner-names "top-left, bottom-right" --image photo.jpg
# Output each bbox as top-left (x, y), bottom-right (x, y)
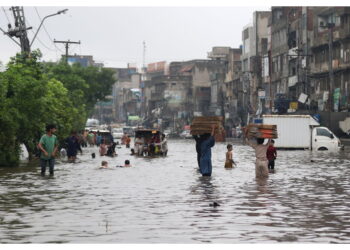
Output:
top-left (134, 129), bottom-right (167, 157)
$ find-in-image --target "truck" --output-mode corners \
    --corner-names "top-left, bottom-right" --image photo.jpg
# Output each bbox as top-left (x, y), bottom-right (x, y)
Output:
top-left (262, 115), bottom-right (342, 151)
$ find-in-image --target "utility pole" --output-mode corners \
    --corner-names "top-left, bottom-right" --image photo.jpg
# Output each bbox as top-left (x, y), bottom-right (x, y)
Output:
top-left (5, 6), bottom-right (31, 53)
top-left (142, 40), bottom-right (146, 69)
top-left (1, 7), bottom-right (68, 55)
top-left (269, 45), bottom-right (273, 113)
top-left (54, 39), bottom-right (81, 63)
top-left (141, 41), bottom-right (147, 121)
top-left (327, 23), bottom-right (335, 112)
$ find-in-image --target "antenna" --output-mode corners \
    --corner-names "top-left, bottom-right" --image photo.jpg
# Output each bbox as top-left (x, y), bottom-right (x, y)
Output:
top-left (143, 40), bottom-right (146, 69)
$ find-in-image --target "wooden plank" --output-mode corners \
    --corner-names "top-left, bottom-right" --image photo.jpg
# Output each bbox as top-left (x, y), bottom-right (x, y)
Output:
top-left (190, 116), bottom-right (224, 135)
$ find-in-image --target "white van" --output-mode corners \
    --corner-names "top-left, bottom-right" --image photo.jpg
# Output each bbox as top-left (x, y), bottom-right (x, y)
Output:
top-left (312, 126), bottom-right (342, 151)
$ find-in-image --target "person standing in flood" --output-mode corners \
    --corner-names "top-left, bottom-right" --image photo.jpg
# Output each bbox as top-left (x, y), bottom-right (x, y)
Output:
top-left (125, 134), bottom-right (131, 148)
top-left (38, 124), bottom-right (58, 176)
top-left (65, 131), bottom-right (81, 163)
top-left (266, 139), bottom-right (277, 171)
top-left (245, 137), bottom-right (272, 178)
top-left (224, 144), bottom-right (235, 168)
top-left (199, 125), bottom-right (216, 176)
top-left (193, 135), bottom-right (203, 169)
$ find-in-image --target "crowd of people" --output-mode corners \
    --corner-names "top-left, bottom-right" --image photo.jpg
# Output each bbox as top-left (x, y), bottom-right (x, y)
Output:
top-left (37, 125), bottom-right (171, 175)
top-left (37, 124), bottom-right (277, 177)
top-left (134, 133), bottom-right (168, 157)
top-left (193, 125), bottom-right (278, 178)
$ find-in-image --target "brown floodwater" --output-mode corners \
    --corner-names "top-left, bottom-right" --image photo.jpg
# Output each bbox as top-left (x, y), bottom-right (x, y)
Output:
top-left (1, 139), bottom-right (350, 243)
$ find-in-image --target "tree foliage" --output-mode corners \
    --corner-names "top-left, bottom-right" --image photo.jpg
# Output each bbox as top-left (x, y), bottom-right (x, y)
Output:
top-left (0, 51), bottom-right (115, 166)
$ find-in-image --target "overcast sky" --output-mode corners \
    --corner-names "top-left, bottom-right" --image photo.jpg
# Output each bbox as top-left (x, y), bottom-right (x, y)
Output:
top-left (0, 6), bottom-right (273, 68)
top-left (1, 0), bottom-right (347, 68)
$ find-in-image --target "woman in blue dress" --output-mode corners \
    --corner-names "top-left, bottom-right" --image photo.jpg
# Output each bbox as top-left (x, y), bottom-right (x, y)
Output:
top-left (199, 125), bottom-right (216, 176)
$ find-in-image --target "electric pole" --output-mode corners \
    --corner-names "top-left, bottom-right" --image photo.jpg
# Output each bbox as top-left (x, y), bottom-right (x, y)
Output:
top-left (328, 23), bottom-right (335, 112)
top-left (54, 39), bottom-right (81, 63)
top-left (4, 6), bottom-right (32, 53)
top-left (1, 7), bottom-right (68, 55)
top-left (143, 40), bottom-right (146, 69)
top-left (141, 40), bottom-right (147, 120)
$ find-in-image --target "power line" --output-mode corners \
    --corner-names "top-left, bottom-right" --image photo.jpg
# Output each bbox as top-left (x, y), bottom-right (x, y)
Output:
top-left (54, 39), bottom-right (81, 63)
top-left (69, 43), bottom-right (80, 55)
top-left (33, 7), bottom-right (64, 54)
top-left (25, 17), bottom-right (56, 52)
top-left (2, 7), bottom-right (11, 25)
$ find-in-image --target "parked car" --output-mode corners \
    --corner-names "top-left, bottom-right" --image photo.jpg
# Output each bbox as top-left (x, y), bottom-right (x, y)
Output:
top-left (180, 130), bottom-right (192, 139)
top-left (112, 128), bottom-right (124, 139)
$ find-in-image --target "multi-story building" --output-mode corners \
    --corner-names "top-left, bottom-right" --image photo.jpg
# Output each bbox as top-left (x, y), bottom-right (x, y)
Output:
top-left (113, 67), bottom-right (141, 122)
top-left (309, 7), bottom-right (350, 113)
top-left (208, 47), bottom-right (243, 132)
top-left (241, 11), bottom-right (271, 117)
top-left (223, 48), bottom-right (243, 129)
top-left (142, 59), bottom-right (227, 130)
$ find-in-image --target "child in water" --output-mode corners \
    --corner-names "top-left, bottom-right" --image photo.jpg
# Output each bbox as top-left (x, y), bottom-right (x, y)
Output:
top-left (266, 139), bottom-right (277, 171)
top-left (99, 139), bottom-right (107, 156)
top-left (224, 144), bottom-right (235, 168)
top-left (99, 161), bottom-right (109, 169)
top-left (124, 160), bottom-right (131, 167)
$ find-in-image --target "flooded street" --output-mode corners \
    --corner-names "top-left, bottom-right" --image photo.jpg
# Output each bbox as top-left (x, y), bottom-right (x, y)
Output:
top-left (1, 139), bottom-right (350, 243)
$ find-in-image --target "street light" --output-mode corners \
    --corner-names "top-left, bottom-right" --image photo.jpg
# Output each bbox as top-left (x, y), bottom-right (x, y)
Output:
top-left (30, 8), bottom-right (68, 48)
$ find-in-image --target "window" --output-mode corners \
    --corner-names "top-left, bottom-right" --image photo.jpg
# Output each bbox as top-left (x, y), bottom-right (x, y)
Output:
top-left (288, 31), bottom-right (297, 49)
top-left (273, 9), bottom-right (283, 22)
top-left (316, 128), bottom-right (333, 138)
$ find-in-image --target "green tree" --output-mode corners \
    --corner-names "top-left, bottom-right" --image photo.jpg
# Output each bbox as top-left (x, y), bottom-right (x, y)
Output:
top-left (0, 51), bottom-right (115, 166)
top-left (0, 70), bottom-right (20, 165)
top-left (44, 61), bottom-right (115, 118)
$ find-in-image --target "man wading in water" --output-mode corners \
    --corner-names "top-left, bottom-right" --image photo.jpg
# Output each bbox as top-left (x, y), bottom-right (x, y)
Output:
top-left (38, 124), bottom-right (58, 176)
top-left (245, 137), bottom-right (272, 178)
top-left (198, 125), bottom-right (216, 177)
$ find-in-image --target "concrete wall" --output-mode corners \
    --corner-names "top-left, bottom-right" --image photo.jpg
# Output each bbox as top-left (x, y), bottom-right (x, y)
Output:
top-left (192, 66), bottom-right (211, 87)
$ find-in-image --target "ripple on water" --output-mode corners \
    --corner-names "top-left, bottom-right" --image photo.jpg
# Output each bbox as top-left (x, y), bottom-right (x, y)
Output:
top-left (0, 140), bottom-right (350, 243)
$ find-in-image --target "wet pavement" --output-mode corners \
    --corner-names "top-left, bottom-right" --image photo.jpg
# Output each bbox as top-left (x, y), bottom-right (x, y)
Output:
top-left (0, 139), bottom-right (350, 243)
